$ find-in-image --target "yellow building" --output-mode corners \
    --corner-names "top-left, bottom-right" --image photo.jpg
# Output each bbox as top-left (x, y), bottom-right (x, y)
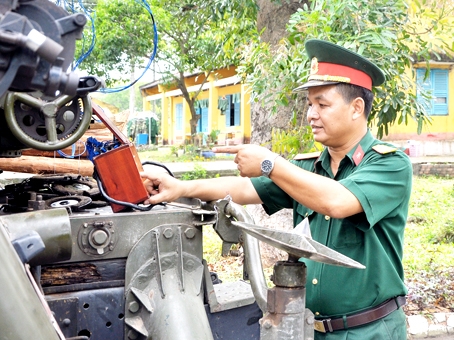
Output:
top-left (380, 2), bottom-right (454, 155)
top-left (380, 56), bottom-right (454, 156)
top-left (139, 66), bottom-right (251, 146)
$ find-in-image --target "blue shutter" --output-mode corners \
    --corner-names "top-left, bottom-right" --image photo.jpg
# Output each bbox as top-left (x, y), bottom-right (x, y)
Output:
top-left (197, 107), bottom-right (209, 132)
top-left (175, 103), bottom-right (183, 131)
top-left (225, 95), bottom-right (232, 127)
top-left (201, 107), bottom-right (209, 132)
top-left (416, 68), bottom-right (432, 114)
top-left (234, 102), bottom-right (240, 126)
top-left (432, 69), bottom-right (448, 116)
top-left (197, 108), bottom-right (202, 132)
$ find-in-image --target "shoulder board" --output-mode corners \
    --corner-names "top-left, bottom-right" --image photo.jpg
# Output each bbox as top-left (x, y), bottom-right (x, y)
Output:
top-left (372, 144), bottom-right (397, 155)
top-left (293, 151), bottom-right (322, 161)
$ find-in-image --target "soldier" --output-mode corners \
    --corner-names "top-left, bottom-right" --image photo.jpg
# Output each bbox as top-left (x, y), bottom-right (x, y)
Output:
top-left (141, 39), bottom-right (412, 340)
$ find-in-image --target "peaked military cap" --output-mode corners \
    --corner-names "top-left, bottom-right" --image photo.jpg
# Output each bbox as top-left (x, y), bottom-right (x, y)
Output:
top-left (293, 39), bottom-right (385, 92)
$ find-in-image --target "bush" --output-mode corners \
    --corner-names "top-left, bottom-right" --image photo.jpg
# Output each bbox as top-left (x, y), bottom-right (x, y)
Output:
top-left (181, 164), bottom-right (208, 180)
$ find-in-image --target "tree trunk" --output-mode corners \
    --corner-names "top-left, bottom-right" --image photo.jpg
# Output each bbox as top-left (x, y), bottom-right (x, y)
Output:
top-left (248, 0), bottom-right (309, 267)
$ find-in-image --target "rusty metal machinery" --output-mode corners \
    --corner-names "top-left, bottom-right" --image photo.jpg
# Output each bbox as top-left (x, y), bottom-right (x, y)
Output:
top-left (0, 0), bottom-right (101, 154)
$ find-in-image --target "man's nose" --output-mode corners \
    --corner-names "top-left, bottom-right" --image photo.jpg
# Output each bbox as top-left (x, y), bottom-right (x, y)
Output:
top-left (307, 106), bottom-right (318, 121)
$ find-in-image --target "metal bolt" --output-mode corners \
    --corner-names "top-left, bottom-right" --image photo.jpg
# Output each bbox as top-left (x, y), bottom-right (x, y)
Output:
top-left (128, 301), bottom-right (140, 313)
top-left (127, 329), bottom-right (139, 339)
top-left (184, 228), bottom-right (196, 239)
top-left (163, 228), bottom-right (173, 239)
top-left (306, 314), bottom-right (314, 325)
top-left (62, 318), bottom-right (71, 327)
top-left (83, 223), bottom-right (88, 228)
top-left (92, 230), bottom-right (108, 245)
top-left (186, 259), bottom-right (194, 270)
top-left (74, 13), bottom-right (87, 26)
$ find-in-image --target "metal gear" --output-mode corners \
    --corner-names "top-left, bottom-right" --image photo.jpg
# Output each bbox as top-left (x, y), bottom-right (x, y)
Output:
top-left (13, 96), bottom-right (83, 142)
top-left (45, 195), bottom-right (92, 210)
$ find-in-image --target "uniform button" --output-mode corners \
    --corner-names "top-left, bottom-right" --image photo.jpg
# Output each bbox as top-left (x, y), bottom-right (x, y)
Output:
top-left (315, 312), bottom-right (320, 316)
top-left (312, 278), bottom-right (318, 285)
top-left (324, 215), bottom-right (330, 221)
top-left (305, 213), bottom-right (308, 217)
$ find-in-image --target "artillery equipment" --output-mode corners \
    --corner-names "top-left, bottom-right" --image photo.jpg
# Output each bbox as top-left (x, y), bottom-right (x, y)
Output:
top-left (0, 1), bottom-right (365, 339)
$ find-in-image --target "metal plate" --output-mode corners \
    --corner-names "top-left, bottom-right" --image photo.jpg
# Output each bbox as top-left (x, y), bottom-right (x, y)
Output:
top-left (232, 221), bottom-right (365, 269)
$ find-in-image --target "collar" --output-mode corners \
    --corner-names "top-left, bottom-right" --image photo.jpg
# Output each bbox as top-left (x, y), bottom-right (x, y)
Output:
top-left (315, 130), bottom-right (376, 170)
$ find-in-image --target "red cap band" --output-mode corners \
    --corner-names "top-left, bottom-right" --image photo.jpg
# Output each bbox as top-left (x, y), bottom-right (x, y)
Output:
top-left (310, 62), bottom-right (373, 90)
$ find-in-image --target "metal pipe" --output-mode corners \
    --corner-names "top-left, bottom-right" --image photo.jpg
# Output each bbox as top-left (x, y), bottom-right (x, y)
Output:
top-left (224, 201), bottom-right (268, 313)
top-left (1, 208), bottom-right (72, 265)
top-left (0, 222), bottom-right (61, 340)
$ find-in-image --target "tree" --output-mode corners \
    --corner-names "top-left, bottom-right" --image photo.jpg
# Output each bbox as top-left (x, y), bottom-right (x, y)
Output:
top-left (75, 0), bottom-right (156, 113)
top-left (150, 0), bottom-right (258, 136)
top-left (240, 0), bottom-right (454, 144)
top-left (75, 0), bottom-right (258, 134)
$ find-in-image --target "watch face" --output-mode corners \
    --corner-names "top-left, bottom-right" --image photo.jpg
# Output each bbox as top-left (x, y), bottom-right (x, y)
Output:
top-left (262, 159), bottom-right (273, 175)
top-left (262, 160), bottom-right (273, 172)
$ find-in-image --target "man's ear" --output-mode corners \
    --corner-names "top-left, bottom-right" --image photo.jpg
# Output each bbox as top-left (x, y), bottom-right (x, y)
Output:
top-left (351, 97), bottom-right (365, 120)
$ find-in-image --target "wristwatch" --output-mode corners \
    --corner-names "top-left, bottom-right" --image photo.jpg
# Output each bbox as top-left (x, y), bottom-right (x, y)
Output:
top-left (261, 154), bottom-right (279, 177)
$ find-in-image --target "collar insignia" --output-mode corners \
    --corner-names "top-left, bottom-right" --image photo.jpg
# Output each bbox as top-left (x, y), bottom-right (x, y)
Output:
top-left (352, 144), bottom-right (364, 166)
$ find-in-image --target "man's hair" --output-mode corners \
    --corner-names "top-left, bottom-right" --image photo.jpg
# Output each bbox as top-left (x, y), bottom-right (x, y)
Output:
top-left (335, 83), bottom-right (374, 118)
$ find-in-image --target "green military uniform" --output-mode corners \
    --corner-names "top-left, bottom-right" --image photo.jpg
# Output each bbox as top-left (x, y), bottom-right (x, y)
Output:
top-left (251, 131), bottom-right (412, 339)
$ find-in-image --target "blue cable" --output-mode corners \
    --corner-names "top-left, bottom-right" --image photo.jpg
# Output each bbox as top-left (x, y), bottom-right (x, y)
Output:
top-left (54, 0), bottom-right (158, 158)
top-left (98, 0), bottom-right (158, 93)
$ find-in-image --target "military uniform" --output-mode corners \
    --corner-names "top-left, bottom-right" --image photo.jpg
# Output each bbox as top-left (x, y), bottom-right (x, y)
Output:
top-left (250, 39), bottom-right (413, 339)
top-left (251, 131), bottom-right (412, 339)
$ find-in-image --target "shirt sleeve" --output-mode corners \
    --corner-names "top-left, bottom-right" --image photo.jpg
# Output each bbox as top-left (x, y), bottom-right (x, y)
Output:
top-left (250, 176), bottom-right (293, 215)
top-left (339, 151), bottom-right (413, 229)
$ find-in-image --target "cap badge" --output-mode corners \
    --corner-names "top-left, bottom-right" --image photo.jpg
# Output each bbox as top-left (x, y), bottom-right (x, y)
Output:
top-left (310, 57), bottom-right (319, 75)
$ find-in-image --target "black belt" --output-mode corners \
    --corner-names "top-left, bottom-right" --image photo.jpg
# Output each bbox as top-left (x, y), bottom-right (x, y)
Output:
top-left (313, 296), bottom-right (406, 333)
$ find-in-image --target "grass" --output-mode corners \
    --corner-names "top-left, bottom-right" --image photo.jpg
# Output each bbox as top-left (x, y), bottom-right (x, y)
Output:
top-left (138, 145), bottom-right (235, 163)
top-left (404, 176), bottom-right (454, 275)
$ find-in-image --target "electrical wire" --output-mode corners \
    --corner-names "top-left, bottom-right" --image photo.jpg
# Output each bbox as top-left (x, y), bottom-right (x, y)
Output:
top-left (98, 0), bottom-right (158, 93)
top-left (54, 0), bottom-right (158, 158)
top-left (54, 0), bottom-right (158, 93)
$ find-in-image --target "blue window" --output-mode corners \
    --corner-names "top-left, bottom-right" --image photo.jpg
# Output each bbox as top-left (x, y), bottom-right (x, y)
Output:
top-left (416, 68), bottom-right (449, 116)
top-left (223, 93), bottom-right (241, 127)
top-left (195, 99), bottom-right (209, 133)
top-left (175, 103), bottom-right (183, 131)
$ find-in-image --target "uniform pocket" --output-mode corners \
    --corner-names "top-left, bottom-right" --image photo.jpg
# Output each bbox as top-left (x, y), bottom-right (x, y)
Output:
top-left (331, 217), bottom-right (365, 249)
top-left (296, 204), bottom-right (314, 221)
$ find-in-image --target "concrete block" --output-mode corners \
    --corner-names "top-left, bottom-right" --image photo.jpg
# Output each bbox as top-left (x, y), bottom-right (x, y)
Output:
top-left (427, 323), bottom-right (447, 337)
top-left (407, 315), bottom-right (428, 336)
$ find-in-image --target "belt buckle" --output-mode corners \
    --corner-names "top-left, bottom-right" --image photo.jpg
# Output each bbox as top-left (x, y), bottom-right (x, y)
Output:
top-left (314, 320), bottom-right (326, 333)
top-left (314, 319), bottom-right (333, 333)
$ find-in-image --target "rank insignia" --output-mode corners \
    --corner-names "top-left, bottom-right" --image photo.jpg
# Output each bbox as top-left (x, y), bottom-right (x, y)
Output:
top-left (372, 144), bottom-right (397, 154)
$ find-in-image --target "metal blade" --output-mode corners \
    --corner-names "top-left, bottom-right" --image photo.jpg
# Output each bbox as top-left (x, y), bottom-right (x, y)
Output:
top-left (232, 221), bottom-right (365, 269)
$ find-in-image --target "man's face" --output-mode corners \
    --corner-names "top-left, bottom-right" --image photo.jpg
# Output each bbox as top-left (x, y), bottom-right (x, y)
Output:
top-left (306, 85), bottom-right (355, 147)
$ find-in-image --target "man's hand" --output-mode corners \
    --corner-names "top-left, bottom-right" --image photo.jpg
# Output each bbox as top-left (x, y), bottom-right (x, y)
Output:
top-left (140, 170), bottom-right (182, 205)
top-left (213, 144), bottom-right (276, 177)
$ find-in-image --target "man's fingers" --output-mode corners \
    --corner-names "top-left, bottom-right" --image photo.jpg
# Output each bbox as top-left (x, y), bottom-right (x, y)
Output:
top-left (212, 145), bottom-right (243, 154)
